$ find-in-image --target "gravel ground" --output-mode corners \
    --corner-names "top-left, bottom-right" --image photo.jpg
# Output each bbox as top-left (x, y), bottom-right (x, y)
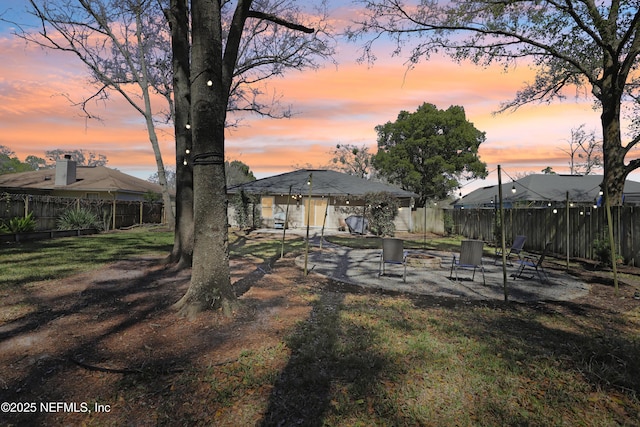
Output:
top-left (297, 243), bottom-right (591, 303)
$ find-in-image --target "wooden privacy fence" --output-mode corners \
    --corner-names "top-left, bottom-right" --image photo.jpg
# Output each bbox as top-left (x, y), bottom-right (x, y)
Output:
top-left (411, 207), bottom-right (445, 234)
top-left (451, 206), bottom-right (640, 266)
top-left (0, 193), bottom-right (164, 231)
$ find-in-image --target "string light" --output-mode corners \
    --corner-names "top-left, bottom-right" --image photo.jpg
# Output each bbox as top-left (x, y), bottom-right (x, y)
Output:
top-left (207, 80), bottom-right (213, 87)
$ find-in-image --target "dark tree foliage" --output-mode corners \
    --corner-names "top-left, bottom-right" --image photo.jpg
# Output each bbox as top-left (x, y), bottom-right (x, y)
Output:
top-left (226, 160), bottom-right (256, 186)
top-left (373, 103), bottom-right (487, 205)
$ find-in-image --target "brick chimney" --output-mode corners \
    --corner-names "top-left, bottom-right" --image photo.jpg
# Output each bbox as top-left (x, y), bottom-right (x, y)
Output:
top-left (55, 154), bottom-right (77, 186)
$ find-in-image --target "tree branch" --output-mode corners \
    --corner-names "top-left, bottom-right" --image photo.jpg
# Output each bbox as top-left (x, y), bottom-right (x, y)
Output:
top-left (247, 10), bottom-right (314, 34)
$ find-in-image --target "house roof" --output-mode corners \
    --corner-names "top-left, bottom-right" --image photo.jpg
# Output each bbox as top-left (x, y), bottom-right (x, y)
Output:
top-left (0, 166), bottom-right (163, 195)
top-left (228, 169), bottom-right (419, 199)
top-left (456, 174), bottom-right (640, 208)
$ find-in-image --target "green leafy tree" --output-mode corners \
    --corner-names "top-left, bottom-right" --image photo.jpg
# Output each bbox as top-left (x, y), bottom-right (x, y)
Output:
top-left (373, 103), bottom-right (487, 205)
top-left (0, 156), bottom-right (33, 174)
top-left (226, 160), bottom-right (256, 186)
top-left (0, 145), bottom-right (35, 174)
top-left (541, 166), bottom-right (556, 175)
top-left (24, 155), bottom-right (48, 170)
top-left (0, 146), bottom-right (14, 157)
top-left (348, 0), bottom-right (640, 206)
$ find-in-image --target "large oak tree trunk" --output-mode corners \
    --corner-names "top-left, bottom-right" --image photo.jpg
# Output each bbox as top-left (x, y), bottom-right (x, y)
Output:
top-left (174, 0), bottom-right (318, 315)
top-left (174, 0), bottom-right (237, 317)
top-left (600, 72), bottom-right (627, 207)
top-left (166, 0), bottom-right (194, 268)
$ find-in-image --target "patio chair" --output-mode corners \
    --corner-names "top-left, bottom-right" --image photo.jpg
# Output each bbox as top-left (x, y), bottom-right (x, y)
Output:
top-left (513, 242), bottom-right (552, 283)
top-left (379, 238), bottom-right (408, 282)
top-left (495, 235), bottom-right (527, 265)
top-left (450, 240), bottom-right (486, 285)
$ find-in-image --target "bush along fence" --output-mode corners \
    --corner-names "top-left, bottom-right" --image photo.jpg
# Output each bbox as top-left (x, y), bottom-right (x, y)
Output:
top-left (451, 206), bottom-right (640, 266)
top-left (0, 193), bottom-right (164, 234)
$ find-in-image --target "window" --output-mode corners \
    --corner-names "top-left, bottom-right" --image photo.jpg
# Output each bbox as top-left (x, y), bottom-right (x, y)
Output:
top-left (261, 196), bottom-right (274, 218)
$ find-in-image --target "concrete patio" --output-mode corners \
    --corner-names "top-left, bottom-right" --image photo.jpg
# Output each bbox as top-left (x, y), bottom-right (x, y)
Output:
top-left (294, 237), bottom-right (591, 303)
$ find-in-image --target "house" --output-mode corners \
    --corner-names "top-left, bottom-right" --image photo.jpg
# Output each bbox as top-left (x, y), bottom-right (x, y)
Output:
top-left (454, 174), bottom-right (640, 209)
top-left (0, 156), bottom-right (163, 201)
top-left (0, 156), bottom-right (167, 230)
top-left (227, 169), bottom-right (419, 232)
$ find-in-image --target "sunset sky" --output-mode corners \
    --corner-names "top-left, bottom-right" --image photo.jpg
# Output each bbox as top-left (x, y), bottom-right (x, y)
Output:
top-left (0, 1), bottom-right (623, 195)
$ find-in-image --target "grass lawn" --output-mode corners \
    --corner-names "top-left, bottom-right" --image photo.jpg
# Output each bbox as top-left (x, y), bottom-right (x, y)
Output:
top-left (1, 229), bottom-right (639, 425)
top-left (0, 226), bottom-right (174, 290)
top-left (272, 292), bottom-right (640, 426)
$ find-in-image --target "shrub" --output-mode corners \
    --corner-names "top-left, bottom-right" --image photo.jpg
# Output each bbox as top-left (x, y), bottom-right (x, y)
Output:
top-left (57, 208), bottom-right (102, 231)
top-left (592, 238), bottom-right (623, 267)
top-left (0, 212), bottom-right (37, 234)
top-left (443, 211), bottom-right (454, 235)
top-left (365, 192), bottom-right (400, 236)
top-left (232, 190), bottom-right (259, 230)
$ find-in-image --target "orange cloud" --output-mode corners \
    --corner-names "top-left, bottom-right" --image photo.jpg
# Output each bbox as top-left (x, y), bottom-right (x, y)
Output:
top-left (225, 58), bottom-right (600, 180)
top-left (0, 18), bottom-right (615, 186)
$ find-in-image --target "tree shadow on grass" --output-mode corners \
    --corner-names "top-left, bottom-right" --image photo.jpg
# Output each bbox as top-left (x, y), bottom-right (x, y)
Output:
top-left (407, 294), bottom-right (640, 423)
top-left (0, 258), bottom-right (224, 425)
top-left (260, 286), bottom-right (391, 426)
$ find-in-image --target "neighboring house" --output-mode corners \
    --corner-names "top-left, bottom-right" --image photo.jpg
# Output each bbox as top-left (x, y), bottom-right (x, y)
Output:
top-left (0, 156), bottom-right (167, 230)
top-left (0, 156), bottom-right (163, 201)
top-left (454, 174), bottom-right (640, 209)
top-left (227, 169), bottom-right (419, 232)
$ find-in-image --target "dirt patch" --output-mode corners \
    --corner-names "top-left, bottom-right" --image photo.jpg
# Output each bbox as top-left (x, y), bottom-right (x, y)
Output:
top-left (1, 243), bottom-right (639, 425)
top-left (0, 249), bottom-right (323, 425)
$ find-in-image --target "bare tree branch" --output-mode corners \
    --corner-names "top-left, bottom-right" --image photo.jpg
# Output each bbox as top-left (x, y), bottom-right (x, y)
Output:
top-left (247, 10), bottom-right (314, 33)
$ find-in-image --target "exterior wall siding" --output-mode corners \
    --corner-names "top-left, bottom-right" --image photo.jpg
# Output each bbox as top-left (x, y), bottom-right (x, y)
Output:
top-left (228, 196), bottom-right (416, 232)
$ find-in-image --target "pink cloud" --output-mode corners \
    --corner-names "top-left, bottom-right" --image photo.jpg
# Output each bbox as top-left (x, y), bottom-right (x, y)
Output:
top-left (0, 19), bottom-right (609, 185)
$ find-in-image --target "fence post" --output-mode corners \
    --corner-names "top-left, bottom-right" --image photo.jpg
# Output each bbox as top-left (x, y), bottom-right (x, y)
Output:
top-left (498, 164), bottom-right (508, 301)
top-left (112, 199), bottom-right (117, 230)
top-left (566, 191), bottom-right (570, 269)
top-left (140, 201), bottom-right (143, 225)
